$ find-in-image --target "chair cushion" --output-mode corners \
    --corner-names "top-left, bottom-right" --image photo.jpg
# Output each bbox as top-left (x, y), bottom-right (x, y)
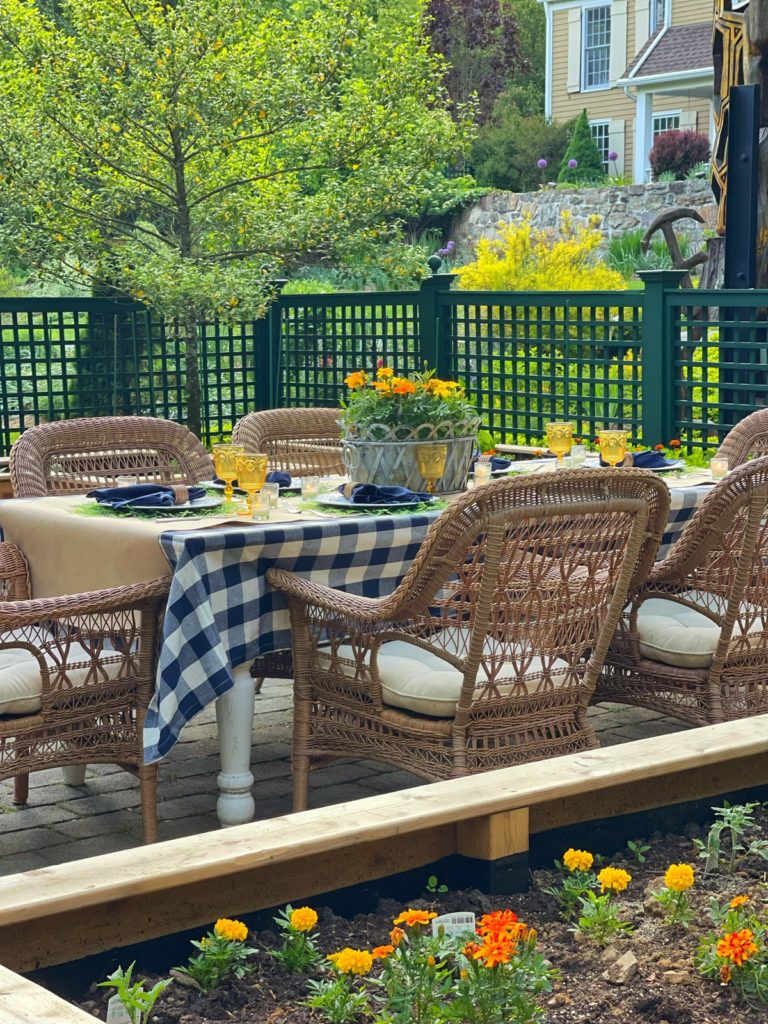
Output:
top-left (0, 629), bottom-right (124, 715)
top-left (636, 598), bottom-right (720, 669)
top-left (337, 637), bottom-right (569, 718)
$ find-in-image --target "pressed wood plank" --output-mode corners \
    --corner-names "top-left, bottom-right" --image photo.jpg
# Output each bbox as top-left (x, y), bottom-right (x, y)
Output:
top-left (0, 717), bottom-right (766, 930)
top-left (0, 965), bottom-right (94, 1023)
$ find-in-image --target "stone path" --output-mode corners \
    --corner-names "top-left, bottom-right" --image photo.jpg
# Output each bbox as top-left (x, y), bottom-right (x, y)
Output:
top-left (0, 688), bottom-right (688, 877)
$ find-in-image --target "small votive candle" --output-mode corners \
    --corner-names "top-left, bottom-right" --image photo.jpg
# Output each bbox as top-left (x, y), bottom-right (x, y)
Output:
top-left (474, 461), bottom-right (492, 485)
top-left (710, 457), bottom-right (729, 480)
top-left (302, 475), bottom-right (320, 498)
top-left (262, 482), bottom-right (280, 508)
top-left (252, 490), bottom-right (271, 520)
top-left (570, 444), bottom-right (587, 467)
top-left (116, 474), bottom-right (138, 487)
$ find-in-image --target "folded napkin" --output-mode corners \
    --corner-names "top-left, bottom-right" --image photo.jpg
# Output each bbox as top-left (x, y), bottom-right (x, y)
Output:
top-left (599, 450), bottom-right (678, 470)
top-left (340, 483), bottom-right (432, 505)
top-left (471, 454), bottom-right (512, 472)
top-left (88, 483), bottom-right (206, 509)
top-left (266, 470), bottom-right (292, 487)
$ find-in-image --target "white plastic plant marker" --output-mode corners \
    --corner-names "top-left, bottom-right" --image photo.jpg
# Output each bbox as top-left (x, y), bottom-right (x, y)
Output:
top-left (106, 994), bottom-right (136, 1024)
top-left (431, 911), bottom-right (476, 938)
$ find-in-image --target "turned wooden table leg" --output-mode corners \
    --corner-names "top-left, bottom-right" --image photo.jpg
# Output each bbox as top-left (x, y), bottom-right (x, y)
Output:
top-left (215, 663), bottom-right (256, 827)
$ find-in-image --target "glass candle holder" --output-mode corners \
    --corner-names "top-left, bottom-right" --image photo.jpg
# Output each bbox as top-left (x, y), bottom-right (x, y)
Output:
top-left (302, 475), bottom-right (320, 498)
top-left (116, 474), bottom-right (138, 487)
top-left (710, 457), bottom-right (729, 480)
top-left (251, 489), bottom-right (271, 521)
top-left (570, 444), bottom-right (586, 467)
top-left (473, 461), bottom-right (492, 485)
top-left (262, 482), bottom-right (280, 508)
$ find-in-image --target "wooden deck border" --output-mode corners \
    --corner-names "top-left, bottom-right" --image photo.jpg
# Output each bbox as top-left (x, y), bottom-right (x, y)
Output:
top-left (1, 716), bottom-right (767, 1016)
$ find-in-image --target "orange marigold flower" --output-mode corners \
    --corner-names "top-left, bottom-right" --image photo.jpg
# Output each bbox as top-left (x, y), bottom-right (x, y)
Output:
top-left (597, 867), bottom-right (631, 893)
top-left (669, 439), bottom-right (681, 448)
top-left (717, 928), bottom-right (759, 966)
top-left (289, 906), bottom-right (318, 932)
top-left (654, 444), bottom-right (665, 451)
top-left (664, 863), bottom-right (694, 892)
top-left (372, 944), bottom-right (394, 960)
top-left (392, 378), bottom-right (417, 395)
top-left (214, 918), bottom-right (248, 942)
top-left (563, 848), bottom-right (594, 873)
top-left (463, 940), bottom-right (481, 958)
top-left (343, 370), bottom-right (368, 389)
top-left (477, 910), bottom-right (519, 936)
top-left (376, 366), bottom-right (394, 379)
top-left (390, 926), bottom-right (406, 946)
top-left (371, 380), bottom-right (392, 392)
top-left (393, 909), bottom-right (437, 928)
top-left (426, 955), bottom-right (436, 967)
top-left (730, 895), bottom-right (749, 909)
top-left (474, 935), bottom-right (516, 968)
top-left (720, 963), bottom-right (732, 985)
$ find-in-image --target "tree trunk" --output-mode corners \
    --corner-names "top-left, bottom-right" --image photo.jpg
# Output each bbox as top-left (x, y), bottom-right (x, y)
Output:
top-left (181, 311), bottom-right (202, 440)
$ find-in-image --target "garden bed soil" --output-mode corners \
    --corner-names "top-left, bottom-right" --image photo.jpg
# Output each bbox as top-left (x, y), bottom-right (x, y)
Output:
top-left (70, 807), bottom-right (768, 1024)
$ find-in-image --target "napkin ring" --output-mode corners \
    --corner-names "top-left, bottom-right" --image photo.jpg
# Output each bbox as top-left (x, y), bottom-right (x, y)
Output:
top-left (171, 484), bottom-right (190, 505)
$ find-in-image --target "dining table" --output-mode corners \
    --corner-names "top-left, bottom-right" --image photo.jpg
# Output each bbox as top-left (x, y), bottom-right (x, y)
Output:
top-left (0, 466), bottom-right (717, 828)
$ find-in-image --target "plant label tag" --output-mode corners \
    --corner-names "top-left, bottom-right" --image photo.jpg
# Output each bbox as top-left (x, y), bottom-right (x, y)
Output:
top-left (106, 995), bottom-right (136, 1024)
top-left (431, 911), bottom-right (476, 938)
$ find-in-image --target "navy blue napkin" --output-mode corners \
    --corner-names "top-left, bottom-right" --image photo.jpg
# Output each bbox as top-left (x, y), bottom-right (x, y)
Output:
top-left (266, 470), bottom-right (292, 487)
top-left (599, 450), bottom-right (677, 470)
top-left (470, 455), bottom-right (511, 472)
top-left (341, 483), bottom-right (432, 505)
top-left (87, 483), bottom-right (206, 508)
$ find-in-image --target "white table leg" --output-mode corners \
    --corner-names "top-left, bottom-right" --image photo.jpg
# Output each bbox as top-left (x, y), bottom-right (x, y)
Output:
top-left (62, 765), bottom-right (87, 785)
top-left (215, 664), bottom-right (256, 826)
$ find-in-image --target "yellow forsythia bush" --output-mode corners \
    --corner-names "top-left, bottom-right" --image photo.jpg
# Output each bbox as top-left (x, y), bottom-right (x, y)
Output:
top-left (455, 212), bottom-right (626, 292)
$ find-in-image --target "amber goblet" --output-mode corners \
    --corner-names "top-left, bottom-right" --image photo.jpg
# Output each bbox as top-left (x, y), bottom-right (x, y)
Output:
top-left (212, 444), bottom-right (246, 505)
top-left (234, 453), bottom-right (269, 517)
top-left (598, 429), bottom-right (628, 468)
top-left (545, 422), bottom-right (573, 468)
top-left (416, 443), bottom-right (448, 494)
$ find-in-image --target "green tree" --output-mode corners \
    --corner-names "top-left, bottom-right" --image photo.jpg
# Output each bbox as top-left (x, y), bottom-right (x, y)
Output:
top-left (472, 103), bottom-right (573, 192)
top-left (0, 0), bottom-right (471, 435)
top-left (558, 110), bottom-right (605, 184)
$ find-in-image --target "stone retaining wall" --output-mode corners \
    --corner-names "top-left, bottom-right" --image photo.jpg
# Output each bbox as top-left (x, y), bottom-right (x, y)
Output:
top-left (451, 180), bottom-right (717, 253)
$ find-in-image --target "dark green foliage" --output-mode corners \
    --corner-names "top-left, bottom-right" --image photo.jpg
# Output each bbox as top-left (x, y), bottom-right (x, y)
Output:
top-left (557, 111), bottom-right (605, 184)
top-left (472, 99), bottom-right (573, 192)
top-left (649, 130), bottom-right (711, 180)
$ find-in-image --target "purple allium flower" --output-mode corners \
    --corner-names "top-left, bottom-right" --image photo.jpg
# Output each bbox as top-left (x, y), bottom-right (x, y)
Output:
top-left (437, 247), bottom-right (449, 257)
top-left (446, 240), bottom-right (455, 252)
top-left (537, 158), bottom-right (548, 169)
top-left (608, 151), bottom-right (618, 162)
top-left (568, 159), bottom-right (578, 169)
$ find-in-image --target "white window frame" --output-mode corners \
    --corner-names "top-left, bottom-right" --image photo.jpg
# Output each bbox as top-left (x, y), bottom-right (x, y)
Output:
top-left (653, 110), bottom-right (681, 137)
top-left (582, 4), bottom-right (612, 92)
top-left (590, 119), bottom-right (611, 173)
top-left (649, 0), bottom-right (668, 34)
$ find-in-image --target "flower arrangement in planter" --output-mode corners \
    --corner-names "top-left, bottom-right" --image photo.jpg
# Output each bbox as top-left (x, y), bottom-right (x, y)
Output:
top-left (338, 366), bottom-right (480, 493)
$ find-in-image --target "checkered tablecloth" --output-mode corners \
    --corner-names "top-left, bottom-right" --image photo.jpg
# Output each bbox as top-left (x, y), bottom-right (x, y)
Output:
top-left (143, 484), bottom-right (711, 762)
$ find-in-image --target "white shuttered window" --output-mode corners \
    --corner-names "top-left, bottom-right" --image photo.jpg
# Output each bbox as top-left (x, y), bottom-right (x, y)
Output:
top-left (582, 6), bottom-right (611, 90)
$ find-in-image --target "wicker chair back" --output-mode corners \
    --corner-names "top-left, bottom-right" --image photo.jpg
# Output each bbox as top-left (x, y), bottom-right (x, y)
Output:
top-left (232, 408), bottom-right (343, 475)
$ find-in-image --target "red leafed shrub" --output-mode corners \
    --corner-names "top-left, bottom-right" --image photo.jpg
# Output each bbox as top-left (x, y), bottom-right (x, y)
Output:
top-left (649, 129), bottom-right (710, 180)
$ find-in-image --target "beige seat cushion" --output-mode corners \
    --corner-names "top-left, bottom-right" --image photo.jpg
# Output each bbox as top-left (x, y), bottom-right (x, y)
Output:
top-left (636, 598), bottom-right (721, 669)
top-left (0, 629), bottom-right (124, 715)
top-left (336, 637), bottom-right (570, 718)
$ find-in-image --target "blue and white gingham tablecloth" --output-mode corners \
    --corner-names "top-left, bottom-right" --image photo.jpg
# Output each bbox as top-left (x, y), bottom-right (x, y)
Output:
top-left (143, 484), bottom-right (710, 763)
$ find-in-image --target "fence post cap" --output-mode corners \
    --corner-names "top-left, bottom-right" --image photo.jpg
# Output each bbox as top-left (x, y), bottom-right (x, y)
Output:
top-left (635, 269), bottom-right (688, 287)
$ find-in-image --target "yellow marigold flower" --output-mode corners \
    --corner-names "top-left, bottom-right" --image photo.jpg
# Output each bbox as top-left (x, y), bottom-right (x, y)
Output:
top-left (390, 926), bottom-right (405, 946)
top-left (730, 895), bottom-right (749, 909)
top-left (328, 947), bottom-right (373, 975)
top-left (214, 918), bottom-right (248, 942)
top-left (371, 944), bottom-right (394, 960)
top-left (393, 908), bottom-right (437, 928)
top-left (664, 863), bottom-right (694, 892)
top-left (717, 928), bottom-right (759, 967)
top-left (343, 370), bottom-right (368, 389)
top-left (376, 366), bottom-right (394, 378)
top-left (563, 848), bottom-right (594, 873)
top-left (459, 968), bottom-right (469, 980)
top-left (426, 955), bottom-right (436, 967)
top-left (289, 906), bottom-right (318, 932)
top-left (597, 867), bottom-right (632, 893)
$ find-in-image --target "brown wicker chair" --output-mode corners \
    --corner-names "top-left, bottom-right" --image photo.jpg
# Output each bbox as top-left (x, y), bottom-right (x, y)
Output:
top-left (0, 542), bottom-right (169, 842)
top-left (594, 457), bottom-right (768, 725)
top-left (232, 407), bottom-right (343, 476)
top-left (10, 416), bottom-right (214, 497)
top-left (714, 408), bottom-right (768, 468)
top-left (267, 469), bottom-right (670, 810)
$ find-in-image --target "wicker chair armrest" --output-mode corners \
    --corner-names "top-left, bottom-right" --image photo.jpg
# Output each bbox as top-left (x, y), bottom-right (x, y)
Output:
top-left (267, 567), bottom-right (399, 622)
top-left (0, 575), bottom-right (169, 628)
top-left (0, 543), bottom-right (31, 599)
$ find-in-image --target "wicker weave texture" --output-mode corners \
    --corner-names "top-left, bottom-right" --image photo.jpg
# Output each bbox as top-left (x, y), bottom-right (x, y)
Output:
top-left (10, 416), bottom-right (215, 497)
top-left (595, 456), bottom-right (768, 725)
top-left (267, 469), bottom-right (670, 810)
top-left (0, 543), bottom-right (169, 842)
top-left (715, 409), bottom-right (768, 467)
top-left (233, 408), bottom-right (343, 475)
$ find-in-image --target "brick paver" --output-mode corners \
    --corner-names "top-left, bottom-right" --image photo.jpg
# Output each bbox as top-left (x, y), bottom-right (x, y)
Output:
top-left (0, 684), bottom-right (691, 878)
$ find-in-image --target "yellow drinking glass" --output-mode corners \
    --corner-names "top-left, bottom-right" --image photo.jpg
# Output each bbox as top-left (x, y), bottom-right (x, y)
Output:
top-left (598, 429), bottom-right (628, 468)
top-left (235, 453), bottom-right (268, 517)
top-left (416, 443), bottom-right (448, 494)
top-left (212, 443), bottom-right (245, 505)
top-left (545, 422), bottom-right (573, 468)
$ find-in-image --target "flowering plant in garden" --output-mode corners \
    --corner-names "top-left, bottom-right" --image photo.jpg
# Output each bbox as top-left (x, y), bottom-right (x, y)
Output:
top-left (543, 848), bottom-right (597, 922)
top-left (652, 863), bottom-right (696, 927)
top-left (575, 867), bottom-right (634, 946)
top-left (173, 917), bottom-right (258, 993)
top-left (339, 366), bottom-right (480, 441)
top-left (695, 895), bottom-right (768, 1001)
top-left (271, 904), bottom-right (323, 973)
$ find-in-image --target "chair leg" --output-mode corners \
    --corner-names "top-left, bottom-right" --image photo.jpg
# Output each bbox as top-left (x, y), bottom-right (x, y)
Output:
top-left (253, 675), bottom-right (265, 695)
top-left (292, 755), bottom-right (310, 812)
top-left (139, 764), bottom-right (158, 844)
top-left (13, 773), bottom-right (29, 806)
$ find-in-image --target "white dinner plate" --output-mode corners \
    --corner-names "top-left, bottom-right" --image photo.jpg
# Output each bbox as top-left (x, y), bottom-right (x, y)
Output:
top-left (105, 495), bottom-right (223, 513)
top-left (315, 492), bottom-right (438, 511)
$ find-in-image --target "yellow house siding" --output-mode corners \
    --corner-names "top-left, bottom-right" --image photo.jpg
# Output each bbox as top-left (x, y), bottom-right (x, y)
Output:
top-left (671, 0), bottom-right (711, 28)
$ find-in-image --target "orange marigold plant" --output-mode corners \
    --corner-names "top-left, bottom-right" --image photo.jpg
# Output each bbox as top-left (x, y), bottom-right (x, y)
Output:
top-left (717, 929), bottom-right (759, 967)
top-left (392, 908), bottom-right (438, 928)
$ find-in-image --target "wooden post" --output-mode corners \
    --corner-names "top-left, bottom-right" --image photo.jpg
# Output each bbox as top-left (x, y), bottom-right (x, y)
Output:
top-left (455, 808), bottom-right (530, 894)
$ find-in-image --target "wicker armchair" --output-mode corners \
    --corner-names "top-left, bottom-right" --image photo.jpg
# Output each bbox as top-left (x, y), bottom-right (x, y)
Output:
top-left (10, 416), bottom-right (214, 497)
top-left (267, 469), bottom-right (670, 810)
top-left (0, 543), bottom-right (169, 842)
top-left (232, 408), bottom-right (343, 476)
top-left (714, 408), bottom-right (768, 468)
top-left (594, 457), bottom-right (768, 725)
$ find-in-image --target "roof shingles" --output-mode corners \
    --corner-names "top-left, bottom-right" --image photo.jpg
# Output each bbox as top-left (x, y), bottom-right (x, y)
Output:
top-left (621, 22), bottom-right (713, 81)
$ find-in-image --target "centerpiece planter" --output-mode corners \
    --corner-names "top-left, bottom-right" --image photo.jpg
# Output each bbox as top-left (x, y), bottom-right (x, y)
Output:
top-left (339, 368), bottom-right (480, 494)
